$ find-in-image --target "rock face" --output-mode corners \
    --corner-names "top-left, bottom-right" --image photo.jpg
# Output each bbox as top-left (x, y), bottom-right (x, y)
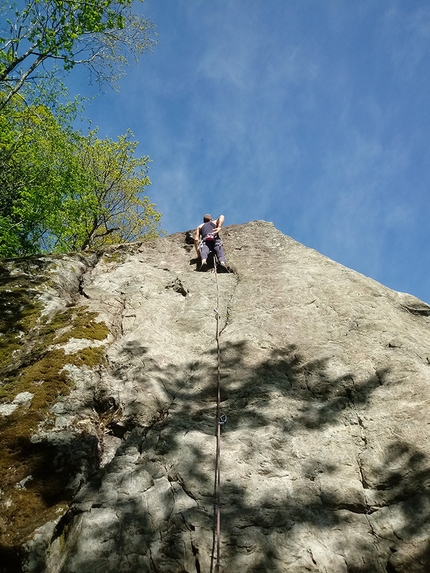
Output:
top-left (1, 221), bottom-right (430, 573)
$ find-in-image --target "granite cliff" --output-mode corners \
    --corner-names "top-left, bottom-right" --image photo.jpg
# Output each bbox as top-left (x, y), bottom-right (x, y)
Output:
top-left (1, 221), bottom-right (430, 573)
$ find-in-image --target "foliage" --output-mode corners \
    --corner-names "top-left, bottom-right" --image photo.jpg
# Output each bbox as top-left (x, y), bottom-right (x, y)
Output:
top-left (0, 99), bottom-right (162, 257)
top-left (0, 0), bottom-right (157, 109)
top-left (0, 0), bottom-right (161, 257)
top-left (0, 99), bottom-right (81, 256)
top-left (45, 129), bottom-right (163, 252)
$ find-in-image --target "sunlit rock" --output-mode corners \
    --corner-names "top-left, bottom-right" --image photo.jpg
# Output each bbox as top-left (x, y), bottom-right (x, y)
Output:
top-left (0, 221), bottom-right (429, 572)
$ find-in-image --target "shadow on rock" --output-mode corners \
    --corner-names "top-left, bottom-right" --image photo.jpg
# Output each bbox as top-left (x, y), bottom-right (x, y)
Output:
top-left (10, 339), bottom-right (430, 572)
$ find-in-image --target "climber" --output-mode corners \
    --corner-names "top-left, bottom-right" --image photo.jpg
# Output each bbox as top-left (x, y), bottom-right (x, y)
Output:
top-left (194, 214), bottom-right (227, 271)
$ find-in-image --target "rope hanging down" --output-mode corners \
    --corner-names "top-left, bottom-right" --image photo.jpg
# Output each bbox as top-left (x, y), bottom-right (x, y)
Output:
top-left (213, 257), bottom-right (226, 573)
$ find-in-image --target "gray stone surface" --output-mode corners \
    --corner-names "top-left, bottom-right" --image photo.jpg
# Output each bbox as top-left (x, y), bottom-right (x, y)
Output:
top-left (0, 391), bottom-right (34, 416)
top-left (3, 221), bottom-right (430, 572)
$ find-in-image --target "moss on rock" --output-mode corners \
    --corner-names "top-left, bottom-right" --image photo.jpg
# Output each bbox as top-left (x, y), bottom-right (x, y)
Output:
top-left (0, 263), bottom-right (45, 371)
top-left (0, 260), bottom-right (110, 552)
top-left (49, 307), bottom-right (110, 344)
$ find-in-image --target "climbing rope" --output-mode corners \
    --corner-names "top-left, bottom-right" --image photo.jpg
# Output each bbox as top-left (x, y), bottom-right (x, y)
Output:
top-left (213, 256), bottom-right (225, 573)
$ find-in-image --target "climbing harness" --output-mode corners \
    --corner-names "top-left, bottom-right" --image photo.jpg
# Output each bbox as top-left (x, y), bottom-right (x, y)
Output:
top-left (198, 234), bottom-right (221, 253)
top-left (213, 257), bottom-right (226, 573)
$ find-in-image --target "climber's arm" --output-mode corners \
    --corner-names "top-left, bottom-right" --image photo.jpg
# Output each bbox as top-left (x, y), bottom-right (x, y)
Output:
top-left (194, 225), bottom-right (202, 255)
top-left (215, 215), bottom-right (224, 228)
top-left (213, 215), bottom-right (225, 234)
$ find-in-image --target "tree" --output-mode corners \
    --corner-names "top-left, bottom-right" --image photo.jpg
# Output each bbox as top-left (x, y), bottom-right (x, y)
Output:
top-left (0, 101), bottom-right (162, 257)
top-left (0, 0), bottom-right (157, 109)
top-left (0, 99), bottom-right (81, 256)
top-left (46, 129), bottom-right (163, 252)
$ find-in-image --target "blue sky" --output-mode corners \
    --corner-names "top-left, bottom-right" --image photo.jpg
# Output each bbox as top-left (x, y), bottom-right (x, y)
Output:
top-left (70, 0), bottom-right (430, 303)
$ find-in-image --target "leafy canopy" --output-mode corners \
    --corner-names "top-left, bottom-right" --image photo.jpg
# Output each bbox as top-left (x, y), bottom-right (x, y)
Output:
top-left (0, 1), bottom-right (162, 257)
top-left (0, 98), bottom-right (162, 257)
top-left (0, 0), bottom-right (157, 109)
top-left (47, 128), bottom-right (163, 252)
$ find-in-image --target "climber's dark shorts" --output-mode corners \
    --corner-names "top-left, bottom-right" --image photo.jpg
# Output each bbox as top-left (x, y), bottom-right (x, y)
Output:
top-left (200, 239), bottom-right (226, 264)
